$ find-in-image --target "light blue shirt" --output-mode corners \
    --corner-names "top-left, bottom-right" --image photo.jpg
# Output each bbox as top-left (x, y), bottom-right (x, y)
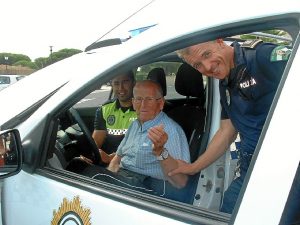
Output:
top-left (116, 111), bottom-right (190, 180)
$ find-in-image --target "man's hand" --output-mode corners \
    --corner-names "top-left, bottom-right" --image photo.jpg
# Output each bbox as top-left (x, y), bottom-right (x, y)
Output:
top-left (168, 160), bottom-right (198, 176)
top-left (148, 124), bottom-right (168, 156)
top-left (107, 154), bottom-right (121, 173)
top-left (99, 149), bottom-right (116, 164)
top-left (79, 155), bottom-right (93, 165)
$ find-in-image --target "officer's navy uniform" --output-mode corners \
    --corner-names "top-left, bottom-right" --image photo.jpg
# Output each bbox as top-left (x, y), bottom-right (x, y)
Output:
top-left (219, 40), bottom-right (292, 214)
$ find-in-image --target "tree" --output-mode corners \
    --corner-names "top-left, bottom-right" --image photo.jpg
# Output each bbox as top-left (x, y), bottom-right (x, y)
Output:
top-left (34, 57), bottom-right (48, 69)
top-left (0, 53), bottom-right (31, 65)
top-left (49, 48), bottom-right (82, 64)
top-left (13, 60), bottom-right (38, 69)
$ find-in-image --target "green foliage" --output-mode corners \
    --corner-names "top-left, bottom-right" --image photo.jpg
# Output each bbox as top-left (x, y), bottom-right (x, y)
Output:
top-left (0, 53), bottom-right (31, 65)
top-left (240, 29), bottom-right (290, 45)
top-left (13, 60), bottom-right (38, 69)
top-left (0, 48), bottom-right (82, 72)
top-left (135, 62), bottom-right (181, 80)
top-left (34, 57), bottom-right (48, 69)
top-left (50, 48), bottom-right (82, 64)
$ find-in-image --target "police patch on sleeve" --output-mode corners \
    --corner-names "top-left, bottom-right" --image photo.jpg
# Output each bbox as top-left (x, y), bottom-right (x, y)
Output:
top-left (270, 46), bottom-right (291, 62)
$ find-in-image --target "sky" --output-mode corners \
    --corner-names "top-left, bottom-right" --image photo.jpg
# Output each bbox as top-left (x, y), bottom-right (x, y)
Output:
top-left (0, 0), bottom-right (150, 60)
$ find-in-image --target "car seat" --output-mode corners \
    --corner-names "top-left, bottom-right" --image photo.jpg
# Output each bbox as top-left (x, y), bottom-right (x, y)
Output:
top-left (167, 63), bottom-right (206, 162)
top-left (147, 67), bottom-right (174, 111)
top-left (166, 63), bottom-right (207, 205)
top-left (147, 67), bottom-right (167, 96)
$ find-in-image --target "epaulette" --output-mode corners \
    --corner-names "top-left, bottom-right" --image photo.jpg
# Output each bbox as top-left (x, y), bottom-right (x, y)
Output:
top-left (241, 39), bottom-right (263, 49)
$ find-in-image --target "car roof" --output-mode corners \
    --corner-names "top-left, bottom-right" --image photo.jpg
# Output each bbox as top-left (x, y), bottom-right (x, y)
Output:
top-left (0, 0), bottom-right (299, 128)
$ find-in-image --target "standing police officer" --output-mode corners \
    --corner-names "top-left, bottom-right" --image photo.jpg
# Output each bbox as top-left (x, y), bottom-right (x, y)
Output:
top-left (169, 39), bottom-right (293, 215)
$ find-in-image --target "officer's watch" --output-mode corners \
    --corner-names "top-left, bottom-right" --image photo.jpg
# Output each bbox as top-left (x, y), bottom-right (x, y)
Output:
top-left (157, 148), bottom-right (169, 161)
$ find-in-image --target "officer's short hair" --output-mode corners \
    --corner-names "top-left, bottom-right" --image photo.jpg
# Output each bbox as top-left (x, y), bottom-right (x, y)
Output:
top-left (111, 70), bottom-right (135, 84)
top-left (125, 70), bottom-right (135, 82)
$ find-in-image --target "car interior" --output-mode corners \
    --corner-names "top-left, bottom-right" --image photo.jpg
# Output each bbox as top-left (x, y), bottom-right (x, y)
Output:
top-left (45, 52), bottom-right (214, 204)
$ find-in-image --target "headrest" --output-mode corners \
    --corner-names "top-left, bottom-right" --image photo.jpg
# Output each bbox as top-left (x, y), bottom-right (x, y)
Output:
top-left (147, 67), bottom-right (167, 96)
top-left (175, 63), bottom-right (204, 97)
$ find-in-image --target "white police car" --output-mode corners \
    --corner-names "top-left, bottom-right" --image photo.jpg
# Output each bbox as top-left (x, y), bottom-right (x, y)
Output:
top-left (0, 75), bottom-right (25, 91)
top-left (0, 1), bottom-right (300, 224)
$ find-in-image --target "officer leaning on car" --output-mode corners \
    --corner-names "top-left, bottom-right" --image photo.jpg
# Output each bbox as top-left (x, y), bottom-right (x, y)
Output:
top-left (169, 38), bottom-right (300, 224)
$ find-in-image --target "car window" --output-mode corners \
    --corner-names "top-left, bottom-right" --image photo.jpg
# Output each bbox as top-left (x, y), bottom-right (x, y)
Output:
top-left (136, 62), bottom-right (184, 99)
top-left (0, 76), bottom-right (10, 84)
top-left (16, 76), bottom-right (25, 81)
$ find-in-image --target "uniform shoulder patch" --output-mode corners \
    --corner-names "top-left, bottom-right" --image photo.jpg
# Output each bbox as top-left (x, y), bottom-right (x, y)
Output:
top-left (270, 46), bottom-right (292, 62)
top-left (241, 39), bottom-right (263, 49)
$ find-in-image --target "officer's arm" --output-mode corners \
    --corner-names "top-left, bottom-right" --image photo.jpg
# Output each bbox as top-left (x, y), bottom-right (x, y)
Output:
top-left (191, 119), bottom-right (237, 173)
top-left (92, 130), bottom-right (107, 148)
top-left (93, 107), bottom-right (107, 148)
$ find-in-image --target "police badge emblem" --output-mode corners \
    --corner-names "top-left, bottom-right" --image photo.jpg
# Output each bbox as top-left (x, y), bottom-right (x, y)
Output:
top-left (226, 89), bottom-right (231, 105)
top-left (51, 196), bottom-right (91, 225)
top-left (270, 46), bottom-right (292, 62)
top-left (107, 115), bottom-right (115, 125)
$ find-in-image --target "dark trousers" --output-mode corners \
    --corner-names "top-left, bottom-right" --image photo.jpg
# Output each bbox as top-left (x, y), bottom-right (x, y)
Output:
top-left (81, 165), bottom-right (190, 203)
top-left (220, 161), bottom-right (247, 214)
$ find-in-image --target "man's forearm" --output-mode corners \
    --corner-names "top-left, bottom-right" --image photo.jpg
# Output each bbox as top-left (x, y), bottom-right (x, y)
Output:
top-left (160, 156), bottom-right (188, 188)
top-left (107, 155), bottom-right (121, 172)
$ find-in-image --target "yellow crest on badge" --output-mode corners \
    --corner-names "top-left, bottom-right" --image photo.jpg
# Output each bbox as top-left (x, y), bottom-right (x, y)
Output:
top-left (51, 196), bottom-right (91, 225)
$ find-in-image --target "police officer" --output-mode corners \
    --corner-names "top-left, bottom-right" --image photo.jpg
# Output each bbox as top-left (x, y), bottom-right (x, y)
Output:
top-left (169, 39), bottom-right (292, 214)
top-left (92, 71), bottom-right (137, 164)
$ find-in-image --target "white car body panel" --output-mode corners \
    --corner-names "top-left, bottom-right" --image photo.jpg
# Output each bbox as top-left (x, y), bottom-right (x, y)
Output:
top-left (3, 171), bottom-right (187, 225)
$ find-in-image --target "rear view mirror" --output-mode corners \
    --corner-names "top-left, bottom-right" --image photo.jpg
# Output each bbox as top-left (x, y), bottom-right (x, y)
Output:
top-left (0, 129), bottom-right (23, 178)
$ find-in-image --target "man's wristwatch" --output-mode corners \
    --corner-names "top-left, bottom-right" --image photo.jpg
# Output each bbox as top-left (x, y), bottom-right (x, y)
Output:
top-left (157, 148), bottom-right (169, 161)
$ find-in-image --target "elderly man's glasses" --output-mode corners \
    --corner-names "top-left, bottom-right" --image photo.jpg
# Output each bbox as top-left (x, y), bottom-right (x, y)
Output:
top-left (132, 97), bottom-right (162, 104)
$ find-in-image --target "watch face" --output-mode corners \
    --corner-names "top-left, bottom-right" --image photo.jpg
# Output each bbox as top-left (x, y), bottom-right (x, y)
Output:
top-left (157, 148), bottom-right (168, 161)
top-left (162, 149), bottom-right (168, 159)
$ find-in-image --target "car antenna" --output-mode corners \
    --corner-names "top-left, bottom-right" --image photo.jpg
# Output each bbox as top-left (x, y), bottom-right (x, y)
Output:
top-left (85, 0), bottom-right (155, 52)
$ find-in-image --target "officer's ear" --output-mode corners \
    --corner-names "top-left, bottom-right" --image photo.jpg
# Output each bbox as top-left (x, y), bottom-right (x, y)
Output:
top-left (216, 39), bottom-right (224, 45)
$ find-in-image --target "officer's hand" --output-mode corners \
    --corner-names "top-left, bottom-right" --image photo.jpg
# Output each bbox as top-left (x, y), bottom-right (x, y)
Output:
top-left (168, 160), bottom-right (197, 176)
top-left (79, 155), bottom-right (93, 165)
top-left (99, 149), bottom-right (115, 164)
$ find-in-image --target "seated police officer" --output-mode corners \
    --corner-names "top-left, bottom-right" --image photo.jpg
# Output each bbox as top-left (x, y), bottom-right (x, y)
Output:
top-left (92, 71), bottom-right (137, 164)
top-left (82, 80), bottom-right (191, 202)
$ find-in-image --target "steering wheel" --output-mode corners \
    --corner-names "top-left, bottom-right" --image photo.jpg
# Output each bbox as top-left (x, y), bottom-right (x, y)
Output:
top-left (68, 107), bottom-right (103, 165)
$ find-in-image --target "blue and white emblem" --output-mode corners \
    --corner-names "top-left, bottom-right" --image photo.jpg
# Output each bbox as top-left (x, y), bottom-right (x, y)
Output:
top-left (226, 89), bottom-right (231, 105)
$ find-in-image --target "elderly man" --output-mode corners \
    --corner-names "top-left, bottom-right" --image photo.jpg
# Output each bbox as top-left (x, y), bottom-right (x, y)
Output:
top-left (83, 80), bottom-right (190, 202)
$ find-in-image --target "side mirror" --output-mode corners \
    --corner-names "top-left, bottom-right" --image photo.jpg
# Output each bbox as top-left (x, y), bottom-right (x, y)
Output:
top-left (0, 129), bottom-right (23, 178)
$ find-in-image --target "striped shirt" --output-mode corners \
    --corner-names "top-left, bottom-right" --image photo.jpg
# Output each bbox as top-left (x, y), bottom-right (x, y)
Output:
top-left (116, 112), bottom-right (190, 180)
